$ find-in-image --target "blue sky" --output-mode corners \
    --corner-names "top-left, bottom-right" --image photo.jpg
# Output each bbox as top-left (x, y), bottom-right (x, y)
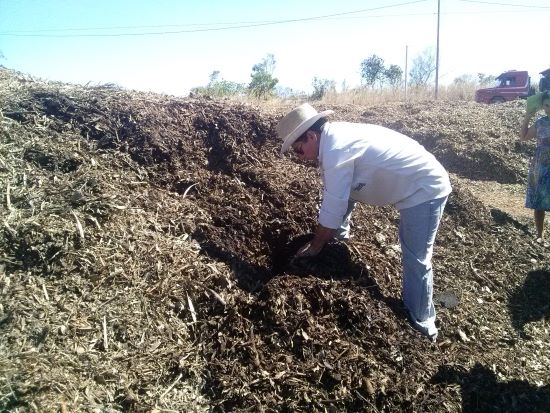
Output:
top-left (1, 0), bottom-right (549, 96)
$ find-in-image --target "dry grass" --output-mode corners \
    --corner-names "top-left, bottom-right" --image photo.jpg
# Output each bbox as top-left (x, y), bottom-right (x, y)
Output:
top-left (191, 83), bottom-right (479, 108)
top-left (319, 83), bottom-right (478, 105)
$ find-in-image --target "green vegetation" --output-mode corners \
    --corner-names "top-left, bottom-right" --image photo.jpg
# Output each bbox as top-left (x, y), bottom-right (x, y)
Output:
top-left (311, 77), bottom-right (336, 100)
top-left (248, 54), bottom-right (279, 99)
top-left (478, 73), bottom-right (497, 87)
top-left (359, 55), bottom-right (403, 88)
top-left (360, 54), bottom-right (386, 87)
top-left (385, 64), bottom-right (403, 89)
top-left (188, 50), bottom-right (497, 103)
top-left (190, 71), bottom-right (246, 98)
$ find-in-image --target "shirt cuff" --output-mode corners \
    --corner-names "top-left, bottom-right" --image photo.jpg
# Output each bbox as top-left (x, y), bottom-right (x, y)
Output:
top-left (318, 190), bottom-right (348, 229)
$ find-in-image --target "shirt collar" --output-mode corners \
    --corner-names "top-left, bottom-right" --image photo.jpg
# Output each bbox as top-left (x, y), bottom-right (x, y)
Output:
top-left (317, 122), bottom-right (330, 163)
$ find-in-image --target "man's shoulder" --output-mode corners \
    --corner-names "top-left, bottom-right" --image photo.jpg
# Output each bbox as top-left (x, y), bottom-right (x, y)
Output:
top-left (326, 121), bottom-right (377, 134)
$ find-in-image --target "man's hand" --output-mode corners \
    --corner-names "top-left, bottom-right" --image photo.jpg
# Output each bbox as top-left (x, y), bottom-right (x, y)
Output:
top-left (294, 225), bottom-right (336, 258)
top-left (295, 241), bottom-right (323, 258)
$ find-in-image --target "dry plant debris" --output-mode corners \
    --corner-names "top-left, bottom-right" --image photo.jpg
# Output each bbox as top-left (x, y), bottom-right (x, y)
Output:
top-left (1, 68), bottom-right (549, 412)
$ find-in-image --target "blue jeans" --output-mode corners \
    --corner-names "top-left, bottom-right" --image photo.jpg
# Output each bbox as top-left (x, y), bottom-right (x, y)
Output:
top-left (399, 196), bottom-right (448, 330)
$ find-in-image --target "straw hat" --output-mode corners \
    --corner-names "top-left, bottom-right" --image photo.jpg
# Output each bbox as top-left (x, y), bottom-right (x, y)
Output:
top-left (277, 103), bottom-right (333, 155)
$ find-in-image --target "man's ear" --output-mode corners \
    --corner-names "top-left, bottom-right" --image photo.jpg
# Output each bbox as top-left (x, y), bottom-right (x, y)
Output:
top-left (306, 130), bottom-right (318, 142)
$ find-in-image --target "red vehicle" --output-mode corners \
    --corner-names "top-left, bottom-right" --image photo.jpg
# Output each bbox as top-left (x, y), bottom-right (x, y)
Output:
top-left (475, 70), bottom-right (534, 104)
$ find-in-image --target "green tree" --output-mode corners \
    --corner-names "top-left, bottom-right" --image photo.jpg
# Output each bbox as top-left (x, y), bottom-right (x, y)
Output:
top-left (311, 77), bottom-right (336, 100)
top-left (248, 54), bottom-right (278, 99)
top-left (409, 48), bottom-right (436, 87)
top-left (384, 64), bottom-right (403, 88)
top-left (360, 54), bottom-right (385, 87)
top-left (477, 73), bottom-right (496, 87)
top-left (190, 70), bottom-right (245, 97)
top-left (208, 70), bottom-right (221, 84)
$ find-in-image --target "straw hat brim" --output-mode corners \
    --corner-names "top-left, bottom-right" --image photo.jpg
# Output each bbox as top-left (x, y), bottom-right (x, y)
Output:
top-left (280, 110), bottom-right (333, 155)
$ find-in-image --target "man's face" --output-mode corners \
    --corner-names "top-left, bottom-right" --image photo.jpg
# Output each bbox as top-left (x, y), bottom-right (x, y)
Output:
top-left (291, 132), bottom-right (318, 162)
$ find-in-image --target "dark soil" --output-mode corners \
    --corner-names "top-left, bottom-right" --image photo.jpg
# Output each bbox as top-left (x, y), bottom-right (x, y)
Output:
top-left (1, 68), bottom-right (549, 412)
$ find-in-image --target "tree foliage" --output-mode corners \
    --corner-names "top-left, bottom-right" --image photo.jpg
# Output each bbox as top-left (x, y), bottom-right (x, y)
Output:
top-left (360, 55), bottom-right (385, 87)
top-left (384, 64), bottom-right (403, 88)
top-left (360, 55), bottom-right (403, 88)
top-left (409, 48), bottom-right (436, 87)
top-left (477, 73), bottom-right (496, 87)
top-left (248, 54), bottom-right (279, 99)
top-left (190, 70), bottom-right (245, 97)
top-left (311, 77), bottom-right (336, 100)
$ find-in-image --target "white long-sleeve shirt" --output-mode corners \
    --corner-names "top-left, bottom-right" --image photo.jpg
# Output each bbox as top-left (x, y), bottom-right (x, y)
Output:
top-left (318, 122), bottom-right (452, 229)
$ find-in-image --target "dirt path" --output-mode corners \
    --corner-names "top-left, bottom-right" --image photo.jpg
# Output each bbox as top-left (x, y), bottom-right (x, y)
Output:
top-left (453, 175), bottom-right (531, 220)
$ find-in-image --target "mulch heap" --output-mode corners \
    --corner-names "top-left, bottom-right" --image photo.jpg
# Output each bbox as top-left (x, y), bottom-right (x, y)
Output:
top-left (1, 67), bottom-right (549, 412)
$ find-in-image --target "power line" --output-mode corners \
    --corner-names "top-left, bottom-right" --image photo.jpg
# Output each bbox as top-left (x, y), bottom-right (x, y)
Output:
top-left (7, 9), bottom-right (536, 35)
top-left (2, 0), bottom-right (544, 37)
top-left (458, 0), bottom-right (550, 8)
top-left (0, 0), bottom-right (428, 37)
top-left (2, 12), bottom-right (440, 34)
top-left (2, 14), bottom-right (425, 34)
top-left (1, 21), bottom-right (278, 33)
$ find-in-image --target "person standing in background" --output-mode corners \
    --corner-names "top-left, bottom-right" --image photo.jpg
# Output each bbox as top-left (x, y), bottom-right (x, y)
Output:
top-left (539, 69), bottom-right (550, 93)
top-left (520, 91), bottom-right (550, 242)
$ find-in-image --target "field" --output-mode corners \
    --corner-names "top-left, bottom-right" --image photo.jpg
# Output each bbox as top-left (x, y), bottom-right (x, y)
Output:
top-left (1, 67), bottom-right (549, 412)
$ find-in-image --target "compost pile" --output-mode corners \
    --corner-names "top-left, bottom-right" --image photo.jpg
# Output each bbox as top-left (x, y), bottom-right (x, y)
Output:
top-left (1, 67), bottom-right (549, 412)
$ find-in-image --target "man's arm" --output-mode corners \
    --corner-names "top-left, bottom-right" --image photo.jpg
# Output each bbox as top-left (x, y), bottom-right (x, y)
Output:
top-left (520, 112), bottom-right (536, 141)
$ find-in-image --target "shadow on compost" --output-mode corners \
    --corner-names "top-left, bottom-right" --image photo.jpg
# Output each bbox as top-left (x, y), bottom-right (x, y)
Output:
top-left (508, 270), bottom-right (550, 337)
top-left (432, 363), bottom-right (550, 413)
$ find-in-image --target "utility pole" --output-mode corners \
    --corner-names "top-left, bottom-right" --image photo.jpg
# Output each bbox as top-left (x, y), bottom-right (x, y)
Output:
top-left (435, 0), bottom-right (440, 99)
